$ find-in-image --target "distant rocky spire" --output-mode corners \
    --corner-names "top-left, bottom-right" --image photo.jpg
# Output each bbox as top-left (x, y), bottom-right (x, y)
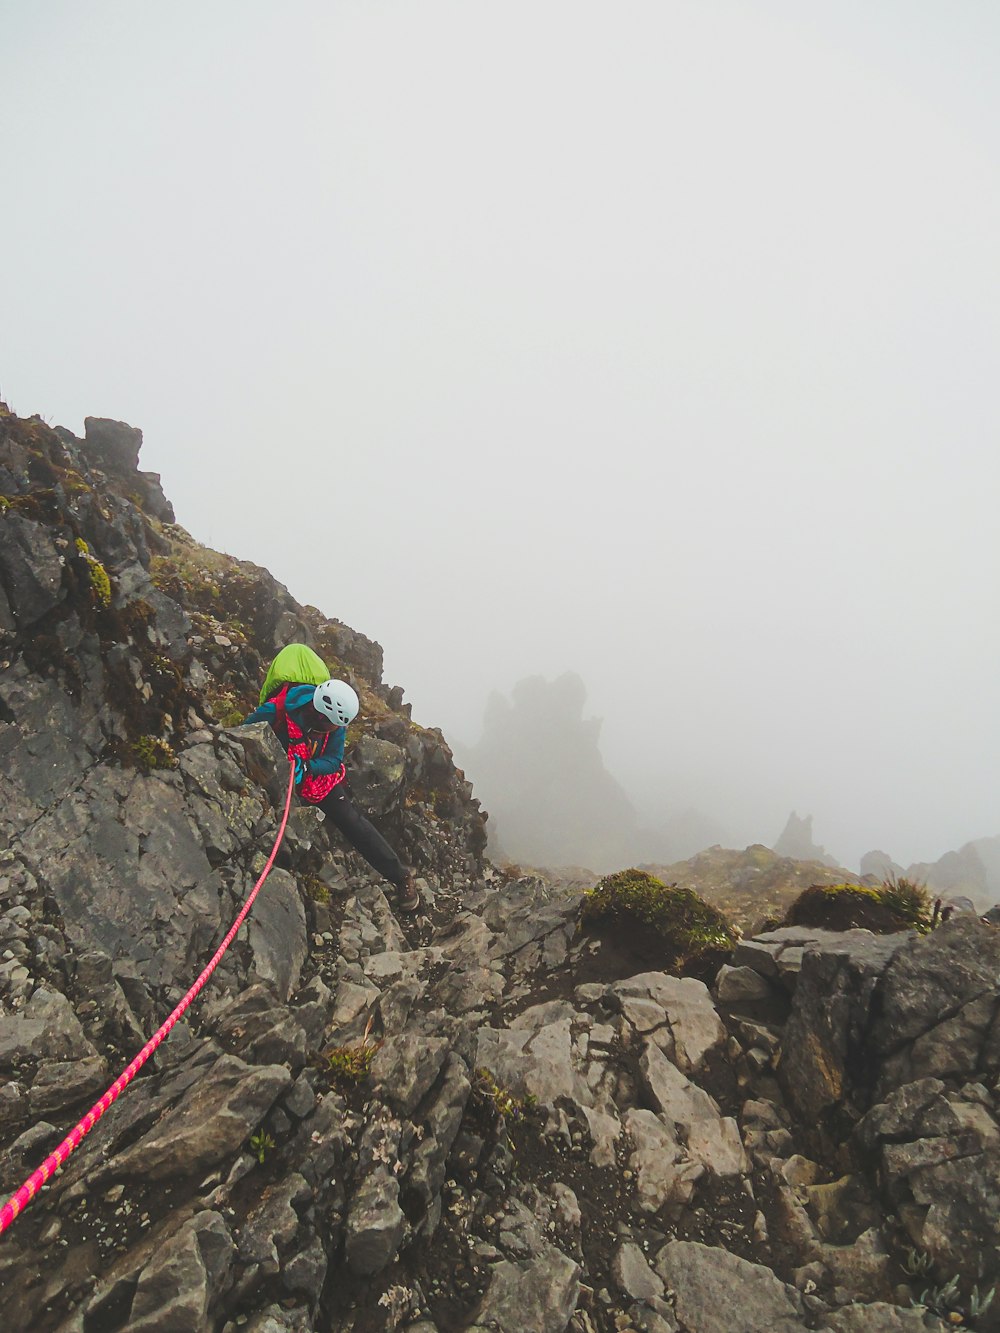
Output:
top-left (772, 811), bottom-right (838, 867)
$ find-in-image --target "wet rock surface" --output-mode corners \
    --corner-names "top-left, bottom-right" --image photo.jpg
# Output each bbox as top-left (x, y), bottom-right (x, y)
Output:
top-left (0, 406), bottom-right (993, 1331)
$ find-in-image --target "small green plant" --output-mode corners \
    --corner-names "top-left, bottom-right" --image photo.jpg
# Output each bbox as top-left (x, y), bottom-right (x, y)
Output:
top-left (302, 875), bottom-right (331, 905)
top-left (916, 1274), bottom-right (960, 1318)
top-left (968, 1285), bottom-right (997, 1320)
top-left (75, 538), bottom-right (112, 609)
top-left (249, 1129), bottom-right (276, 1164)
top-left (132, 735), bottom-right (177, 771)
top-left (205, 686), bottom-right (250, 728)
top-left (903, 1247), bottom-right (934, 1278)
top-left (324, 1017), bottom-right (381, 1085)
top-left (879, 876), bottom-right (932, 932)
top-left (474, 1067), bottom-right (527, 1122)
top-left (912, 1273), bottom-right (995, 1325)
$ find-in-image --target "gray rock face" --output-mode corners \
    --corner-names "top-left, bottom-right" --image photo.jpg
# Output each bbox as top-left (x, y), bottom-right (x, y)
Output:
top-left (127, 1210), bottom-right (235, 1331)
top-left (348, 735), bottom-right (407, 815)
top-left (0, 986), bottom-right (97, 1067)
top-left (469, 1200), bottom-right (581, 1333)
top-left (613, 1240), bottom-right (665, 1303)
top-left (0, 511), bottom-right (66, 628)
top-left (95, 1055), bottom-right (292, 1185)
top-left (871, 915), bottom-right (1000, 1093)
top-left (246, 867), bottom-right (307, 1001)
top-left (778, 931), bottom-right (908, 1123)
top-left (83, 416), bottom-right (144, 473)
top-left (654, 1241), bottom-right (806, 1332)
top-left (344, 1166), bottom-right (406, 1276)
top-left (371, 1031), bottom-right (450, 1115)
top-left (857, 1077), bottom-right (1000, 1282)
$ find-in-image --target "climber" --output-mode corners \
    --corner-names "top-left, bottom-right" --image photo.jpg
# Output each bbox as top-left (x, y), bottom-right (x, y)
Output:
top-left (243, 644), bottom-right (420, 914)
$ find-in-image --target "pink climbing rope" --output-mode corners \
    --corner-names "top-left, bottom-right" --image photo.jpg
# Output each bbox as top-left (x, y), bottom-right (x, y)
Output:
top-left (0, 760), bottom-right (297, 1237)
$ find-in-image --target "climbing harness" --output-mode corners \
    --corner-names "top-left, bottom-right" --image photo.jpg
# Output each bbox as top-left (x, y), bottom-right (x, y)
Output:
top-left (0, 759), bottom-right (297, 1237)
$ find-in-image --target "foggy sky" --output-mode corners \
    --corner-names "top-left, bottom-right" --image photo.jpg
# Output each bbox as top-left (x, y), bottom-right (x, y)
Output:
top-left (3, 1), bottom-right (999, 869)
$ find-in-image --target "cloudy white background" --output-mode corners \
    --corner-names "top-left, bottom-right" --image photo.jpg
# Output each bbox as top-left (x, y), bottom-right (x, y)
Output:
top-left (3, 1), bottom-right (998, 867)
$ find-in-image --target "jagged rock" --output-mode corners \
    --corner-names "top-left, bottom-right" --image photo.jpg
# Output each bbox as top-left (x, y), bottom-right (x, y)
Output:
top-left (774, 812), bottom-right (838, 867)
top-left (348, 735), bottom-right (407, 814)
top-left (625, 1108), bottom-right (703, 1212)
top-left (67, 1208), bottom-right (236, 1333)
top-left (127, 1210), bottom-right (235, 1332)
top-left (609, 972), bottom-right (727, 1073)
top-left (857, 1078), bottom-right (1000, 1283)
top-left (29, 1055), bottom-right (108, 1116)
top-left (654, 1241), bottom-right (806, 1332)
top-left (209, 985), bottom-right (308, 1068)
top-left (816, 1226), bottom-right (893, 1303)
top-left (246, 867), bottom-right (308, 1002)
top-left (0, 511), bottom-right (66, 628)
top-left (344, 1165), bottom-right (406, 1276)
top-left (0, 985), bottom-right (98, 1066)
top-left (91, 1054), bottom-right (291, 1186)
top-left (236, 1174), bottom-right (308, 1271)
top-left (639, 1042), bottom-right (745, 1177)
top-left (235, 1307), bottom-right (315, 1332)
top-left (469, 1200), bottom-right (581, 1333)
top-left (478, 1000), bottom-right (582, 1106)
top-left (17, 767), bottom-right (227, 989)
top-left (870, 915), bottom-right (1000, 1094)
top-left (778, 931), bottom-right (908, 1123)
top-left (280, 1234), bottom-right (327, 1304)
top-left (613, 1240), bottom-right (665, 1302)
top-left (407, 1052), bottom-right (472, 1225)
top-left (715, 963), bottom-right (775, 1004)
top-left (370, 1031), bottom-right (450, 1115)
top-left (83, 416), bottom-right (144, 473)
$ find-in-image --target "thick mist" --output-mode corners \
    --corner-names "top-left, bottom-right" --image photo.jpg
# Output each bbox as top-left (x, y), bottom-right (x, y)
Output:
top-left (3, 2), bottom-right (998, 872)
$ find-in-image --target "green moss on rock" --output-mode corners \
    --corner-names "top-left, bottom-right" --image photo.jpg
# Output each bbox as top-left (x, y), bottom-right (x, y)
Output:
top-left (580, 868), bottom-right (737, 980)
top-left (781, 879), bottom-right (931, 934)
top-left (132, 735), bottom-right (178, 772)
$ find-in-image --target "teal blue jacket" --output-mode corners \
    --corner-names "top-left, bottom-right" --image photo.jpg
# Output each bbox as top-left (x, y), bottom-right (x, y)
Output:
top-left (243, 684), bottom-right (346, 775)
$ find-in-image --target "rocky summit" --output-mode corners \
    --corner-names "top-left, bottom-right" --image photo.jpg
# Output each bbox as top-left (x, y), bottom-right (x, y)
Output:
top-left (0, 404), bottom-right (998, 1333)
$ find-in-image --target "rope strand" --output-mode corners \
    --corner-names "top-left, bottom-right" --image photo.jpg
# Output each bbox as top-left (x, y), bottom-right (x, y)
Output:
top-left (0, 759), bottom-right (296, 1238)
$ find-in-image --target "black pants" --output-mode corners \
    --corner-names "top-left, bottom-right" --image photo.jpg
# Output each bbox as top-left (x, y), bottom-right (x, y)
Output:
top-left (316, 786), bottom-right (407, 890)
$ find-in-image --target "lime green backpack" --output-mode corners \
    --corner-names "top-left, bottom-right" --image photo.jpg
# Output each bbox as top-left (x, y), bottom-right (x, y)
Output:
top-left (259, 643), bottom-right (330, 704)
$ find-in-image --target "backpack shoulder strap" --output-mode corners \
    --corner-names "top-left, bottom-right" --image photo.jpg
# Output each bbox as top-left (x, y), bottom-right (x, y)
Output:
top-left (267, 683), bottom-right (291, 726)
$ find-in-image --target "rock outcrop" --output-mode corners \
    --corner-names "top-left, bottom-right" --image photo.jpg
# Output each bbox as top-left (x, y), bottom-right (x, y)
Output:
top-left (773, 812), bottom-right (839, 868)
top-left (642, 844), bottom-right (860, 934)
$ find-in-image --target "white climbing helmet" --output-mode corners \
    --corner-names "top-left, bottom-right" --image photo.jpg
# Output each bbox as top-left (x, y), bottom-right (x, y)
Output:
top-left (313, 679), bottom-right (359, 727)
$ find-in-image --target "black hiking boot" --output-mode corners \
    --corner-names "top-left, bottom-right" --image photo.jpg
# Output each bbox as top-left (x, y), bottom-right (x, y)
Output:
top-left (395, 872), bottom-right (421, 915)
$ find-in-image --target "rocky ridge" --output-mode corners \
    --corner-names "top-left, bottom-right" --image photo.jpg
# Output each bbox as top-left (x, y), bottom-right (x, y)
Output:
top-left (0, 406), bottom-right (997, 1332)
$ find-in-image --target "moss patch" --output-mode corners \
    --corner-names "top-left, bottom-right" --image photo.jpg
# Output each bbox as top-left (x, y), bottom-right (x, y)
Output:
top-left (580, 868), bottom-right (737, 981)
top-left (781, 879), bottom-right (931, 934)
top-left (132, 735), bottom-right (178, 772)
top-left (75, 539), bottom-right (111, 609)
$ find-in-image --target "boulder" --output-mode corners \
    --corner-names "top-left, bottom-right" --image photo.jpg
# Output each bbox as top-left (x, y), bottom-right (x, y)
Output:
top-left (344, 1166), bottom-right (405, 1276)
top-left (83, 417), bottom-right (143, 473)
top-left (654, 1241), bottom-right (806, 1332)
top-left (778, 931), bottom-right (908, 1123)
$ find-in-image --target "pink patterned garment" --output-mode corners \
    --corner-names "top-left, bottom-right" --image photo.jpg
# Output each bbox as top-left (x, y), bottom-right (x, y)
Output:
top-left (285, 713), bottom-right (345, 803)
